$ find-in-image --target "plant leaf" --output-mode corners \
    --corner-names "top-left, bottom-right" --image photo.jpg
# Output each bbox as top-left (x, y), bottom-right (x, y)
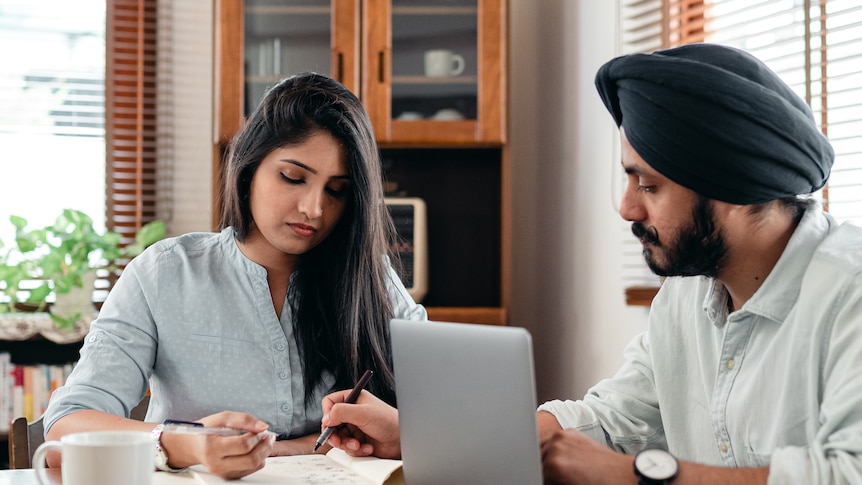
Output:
top-left (28, 283), bottom-right (52, 302)
top-left (10, 215), bottom-right (27, 229)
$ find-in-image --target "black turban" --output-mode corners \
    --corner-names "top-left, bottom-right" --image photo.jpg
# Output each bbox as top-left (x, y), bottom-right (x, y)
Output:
top-left (595, 43), bottom-right (834, 204)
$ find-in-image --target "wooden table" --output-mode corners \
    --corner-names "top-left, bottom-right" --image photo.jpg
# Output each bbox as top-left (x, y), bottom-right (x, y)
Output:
top-left (0, 468), bottom-right (196, 484)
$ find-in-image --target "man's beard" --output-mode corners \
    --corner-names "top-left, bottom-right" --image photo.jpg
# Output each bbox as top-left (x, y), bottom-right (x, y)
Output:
top-left (631, 195), bottom-right (727, 278)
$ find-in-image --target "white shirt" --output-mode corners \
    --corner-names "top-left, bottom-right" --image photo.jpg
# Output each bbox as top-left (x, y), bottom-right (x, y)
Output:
top-left (539, 208), bottom-right (862, 484)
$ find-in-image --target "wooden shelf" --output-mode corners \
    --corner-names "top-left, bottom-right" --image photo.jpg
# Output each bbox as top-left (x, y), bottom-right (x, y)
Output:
top-left (625, 286), bottom-right (660, 307)
top-left (427, 306), bottom-right (506, 326)
top-left (392, 6), bottom-right (477, 15)
top-left (392, 75), bottom-right (477, 85)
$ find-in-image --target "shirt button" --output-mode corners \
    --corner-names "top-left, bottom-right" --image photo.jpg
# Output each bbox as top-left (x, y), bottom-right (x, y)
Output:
top-left (281, 403), bottom-right (290, 413)
top-left (726, 359), bottom-right (735, 370)
top-left (279, 371), bottom-right (288, 379)
top-left (719, 441), bottom-right (728, 453)
top-left (273, 342), bottom-right (286, 351)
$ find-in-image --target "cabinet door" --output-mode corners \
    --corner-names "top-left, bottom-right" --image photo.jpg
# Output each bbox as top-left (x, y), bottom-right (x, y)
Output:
top-left (363, 0), bottom-right (505, 144)
top-left (216, 0), bottom-right (359, 134)
top-left (243, 0), bottom-right (360, 114)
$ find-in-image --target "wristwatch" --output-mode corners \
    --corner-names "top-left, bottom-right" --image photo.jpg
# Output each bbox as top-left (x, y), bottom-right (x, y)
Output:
top-left (634, 448), bottom-right (678, 485)
top-left (152, 423), bottom-right (185, 472)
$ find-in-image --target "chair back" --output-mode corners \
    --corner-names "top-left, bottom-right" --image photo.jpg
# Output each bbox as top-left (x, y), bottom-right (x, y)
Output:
top-left (8, 415), bottom-right (44, 469)
top-left (7, 395), bottom-right (150, 469)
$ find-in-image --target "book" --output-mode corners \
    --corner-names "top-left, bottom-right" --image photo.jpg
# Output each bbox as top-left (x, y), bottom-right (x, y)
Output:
top-left (0, 357), bottom-right (76, 432)
top-left (189, 448), bottom-right (403, 485)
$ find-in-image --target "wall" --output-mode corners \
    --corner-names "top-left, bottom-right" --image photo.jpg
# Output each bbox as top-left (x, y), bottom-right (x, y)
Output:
top-left (166, 0), bottom-right (652, 403)
top-left (508, 1), bottom-right (650, 403)
top-left (158, 0), bottom-right (214, 236)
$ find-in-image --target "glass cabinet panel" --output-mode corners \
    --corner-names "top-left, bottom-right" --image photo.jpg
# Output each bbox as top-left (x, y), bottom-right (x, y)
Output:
top-left (390, 0), bottom-right (478, 122)
top-left (243, 0), bottom-right (332, 116)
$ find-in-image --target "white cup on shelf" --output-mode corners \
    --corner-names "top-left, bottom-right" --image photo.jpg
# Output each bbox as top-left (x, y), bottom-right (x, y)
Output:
top-left (424, 49), bottom-right (465, 77)
top-left (33, 430), bottom-right (154, 485)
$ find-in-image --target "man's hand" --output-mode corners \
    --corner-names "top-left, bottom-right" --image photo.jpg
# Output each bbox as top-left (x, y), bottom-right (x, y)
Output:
top-left (539, 413), bottom-right (770, 485)
top-left (542, 427), bottom-right (636, 485)
top-left (321, 389), bottom-right (401, 459)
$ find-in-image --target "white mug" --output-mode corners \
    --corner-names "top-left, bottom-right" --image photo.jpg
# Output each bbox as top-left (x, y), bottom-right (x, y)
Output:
top-left (424, 49), bottom-right (465, 77)
top-left (33, 430), bottom-right (154, 485)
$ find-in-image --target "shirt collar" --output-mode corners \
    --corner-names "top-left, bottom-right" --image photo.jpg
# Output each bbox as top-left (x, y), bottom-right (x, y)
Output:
top-left (221, 226), bottom-right (268, 277)
top-left (702, 206), bottom-right (834, 327)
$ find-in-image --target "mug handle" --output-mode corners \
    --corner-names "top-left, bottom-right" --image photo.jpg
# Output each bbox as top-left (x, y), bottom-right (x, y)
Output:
top-left (450, 54), bottom-right (465, 76)
top-left (32, 441), bottom-right (63, 485)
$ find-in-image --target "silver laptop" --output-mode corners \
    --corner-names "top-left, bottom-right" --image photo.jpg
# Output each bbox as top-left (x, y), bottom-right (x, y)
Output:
top-left (390, 319), bottom-right (543, 485)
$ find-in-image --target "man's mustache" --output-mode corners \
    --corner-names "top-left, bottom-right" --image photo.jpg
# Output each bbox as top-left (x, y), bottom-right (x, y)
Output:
top-left (632, 222), bottom-right (659, 246)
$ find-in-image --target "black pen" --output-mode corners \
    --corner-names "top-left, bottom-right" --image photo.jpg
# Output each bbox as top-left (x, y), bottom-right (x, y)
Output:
top-left (313, 369), bottom-right (374, 452)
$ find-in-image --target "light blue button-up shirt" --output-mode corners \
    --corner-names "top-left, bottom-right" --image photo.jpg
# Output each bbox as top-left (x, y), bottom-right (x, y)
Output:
top-left (44, 228), bottom-right (426, 437)
top-left (539, 208), bottom-right (862, 483)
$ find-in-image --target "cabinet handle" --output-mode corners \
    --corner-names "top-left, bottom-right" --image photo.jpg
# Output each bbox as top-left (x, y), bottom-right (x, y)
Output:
top-left (335, 52), bottom-right (344, 83)
top-left (378, 50), bottom-right (385, 84)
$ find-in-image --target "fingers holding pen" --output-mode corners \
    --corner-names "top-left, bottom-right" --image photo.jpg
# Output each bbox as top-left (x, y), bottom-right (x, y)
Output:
top-left (197, 411), bottom-right (272, 435)
top-left (320, 389), bottom-right (401, 459)
top-left (197, 431), bottom-right (275, 480)
top-left (162, 411), bottom-right (275, 480)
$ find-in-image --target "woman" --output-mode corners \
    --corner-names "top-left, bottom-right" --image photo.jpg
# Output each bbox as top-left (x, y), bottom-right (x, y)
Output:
top-left (43, 72), bottom-right (426, 479)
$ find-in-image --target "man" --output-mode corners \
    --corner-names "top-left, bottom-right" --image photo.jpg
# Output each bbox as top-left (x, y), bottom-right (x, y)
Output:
top-left (321, 44), bottom-right (862, 484)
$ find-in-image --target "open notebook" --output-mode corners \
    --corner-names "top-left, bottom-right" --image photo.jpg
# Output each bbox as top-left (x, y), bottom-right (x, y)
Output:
top-left (390, 319), bottom-right (543, 485)
top-left (189, 448), bottom-right (403, 485)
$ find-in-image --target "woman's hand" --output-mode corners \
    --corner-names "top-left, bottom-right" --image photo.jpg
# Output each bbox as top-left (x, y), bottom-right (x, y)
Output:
top-left (321, 389), bottom-right (401, 459)
top-left (161, 411), bottom-right (275, 480)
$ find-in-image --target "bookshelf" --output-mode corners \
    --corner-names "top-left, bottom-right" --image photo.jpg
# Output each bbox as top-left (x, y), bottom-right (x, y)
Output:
top-left (0, 337), bottom-right (81, 469)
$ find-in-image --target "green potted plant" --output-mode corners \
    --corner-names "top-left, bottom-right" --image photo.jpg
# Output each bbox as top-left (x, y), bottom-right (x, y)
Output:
top-left (0, 209), bottom-right (164, 330)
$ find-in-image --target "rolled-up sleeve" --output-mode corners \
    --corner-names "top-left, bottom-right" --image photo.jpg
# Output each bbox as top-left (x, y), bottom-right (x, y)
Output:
top-left (537, 330), bottom-right (666, 453)
top-left (43, 260), bottom-right (156, 433)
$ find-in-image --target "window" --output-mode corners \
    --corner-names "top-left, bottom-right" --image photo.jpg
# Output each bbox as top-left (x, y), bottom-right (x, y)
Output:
top-left (0, 0), bottom-right (160, 249)
top-left (0, 0), bottom-right (160, 302)
top-left (619, 0), bottom-right (862, 304)
top-left (0, 0), bottom-right (107, 243)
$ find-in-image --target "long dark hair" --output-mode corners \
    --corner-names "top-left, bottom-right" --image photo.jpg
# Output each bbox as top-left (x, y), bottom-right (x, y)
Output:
top-left (219, 72), bottom-right (399, 406)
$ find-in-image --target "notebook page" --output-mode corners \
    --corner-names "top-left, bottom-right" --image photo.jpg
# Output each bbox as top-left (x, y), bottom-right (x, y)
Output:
top-left (189, 449), bottom-right (402, 485)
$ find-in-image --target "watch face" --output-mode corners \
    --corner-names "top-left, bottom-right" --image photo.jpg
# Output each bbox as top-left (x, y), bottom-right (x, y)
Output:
top-left (635, 448), bottom-right (678, 480)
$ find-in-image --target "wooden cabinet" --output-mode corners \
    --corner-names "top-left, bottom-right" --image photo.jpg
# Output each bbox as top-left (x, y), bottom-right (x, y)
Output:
top-left (362, 0), bottom-right (505, 144)
top-left (214, 0), bottom-right (509, 325)
top-left (216, 0), bottom-right (506, 144)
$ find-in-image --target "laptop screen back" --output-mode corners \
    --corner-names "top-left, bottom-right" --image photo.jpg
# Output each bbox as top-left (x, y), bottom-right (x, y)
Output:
top-left (391, 319), bottom-right (543, 485)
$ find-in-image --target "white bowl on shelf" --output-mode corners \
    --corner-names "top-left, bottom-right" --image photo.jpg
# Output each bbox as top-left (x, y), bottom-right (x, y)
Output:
top-left (397, 111), bottom-right (423, 120)
top-left (431, 108), bottom-right (464, 121)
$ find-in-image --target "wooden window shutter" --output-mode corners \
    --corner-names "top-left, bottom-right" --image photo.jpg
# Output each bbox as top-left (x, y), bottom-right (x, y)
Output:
top-left (619, 0), bottom-right (705, 54)
top-left (105, 0), bottom-right (159, 254)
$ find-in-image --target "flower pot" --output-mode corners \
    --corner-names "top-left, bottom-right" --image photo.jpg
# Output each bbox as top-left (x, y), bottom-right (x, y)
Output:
top-left (50, 271), bottom-right (98, 325)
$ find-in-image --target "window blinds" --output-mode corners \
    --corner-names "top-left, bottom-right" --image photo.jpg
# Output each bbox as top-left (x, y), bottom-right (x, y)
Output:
top-left (0, 1), bottom-right (107, 244)
top-left (705, 0), bottom-right (862, 226)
